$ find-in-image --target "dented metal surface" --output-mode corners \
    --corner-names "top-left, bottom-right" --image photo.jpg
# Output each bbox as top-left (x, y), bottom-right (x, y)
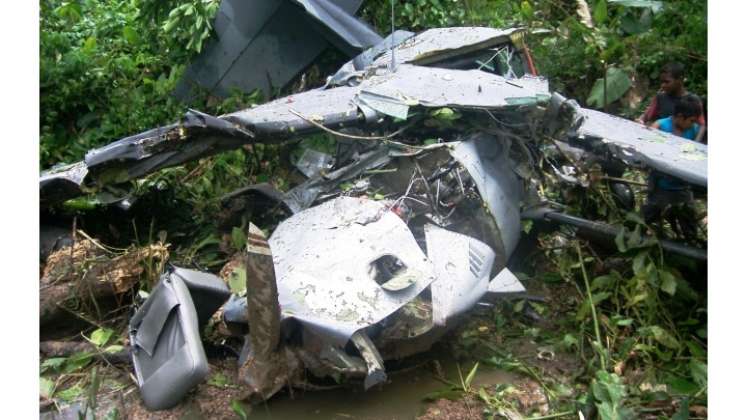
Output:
top-left (270, 196), bottom-right (437, 344)
top-left (574, 107), bottom-right (707, 187)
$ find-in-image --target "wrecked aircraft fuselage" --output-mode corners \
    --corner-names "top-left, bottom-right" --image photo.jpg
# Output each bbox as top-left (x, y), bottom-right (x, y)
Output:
top-left (40, 26), bottom-right (707, 409)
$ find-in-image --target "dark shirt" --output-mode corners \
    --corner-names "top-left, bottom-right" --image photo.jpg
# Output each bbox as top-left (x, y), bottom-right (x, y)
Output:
top-left (643, 92), bottom-right (706, 126)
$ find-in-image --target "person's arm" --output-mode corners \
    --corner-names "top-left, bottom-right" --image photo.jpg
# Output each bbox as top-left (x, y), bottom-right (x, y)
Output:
top-left (651, 120), bottom-right (662, 130)
top-left (695, 125), bottom-right (706, 143)
top-left (638, 95), bottom-right (659, 125)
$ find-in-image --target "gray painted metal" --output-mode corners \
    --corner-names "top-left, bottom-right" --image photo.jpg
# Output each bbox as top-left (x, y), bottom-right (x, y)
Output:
top-left (425, 224), bottom-right (496, 327)
top-left (576, 108), bottom-right (707, 187)
top-left (269, 197), bottom-right (437, 345)
top-left (450, 134), bottom-right (524, 260)
top-left (370, 27), bottom-right (524, 68)
top-left (355, 65), bottom-right (549, 117)
top-left (488, 267), bottom-right (526, 294)
top-left (175, 0), bottom-right (377, 99)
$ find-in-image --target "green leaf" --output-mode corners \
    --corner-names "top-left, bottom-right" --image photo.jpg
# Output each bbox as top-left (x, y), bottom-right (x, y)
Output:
top-left (231, 226), bottom-right (247, 252)
top-left (122, 26), bottom-right (138, 44)
top-left (586, 67), bottom-right (632, 109)
top-left (57, 384), bottom-right (84, 402)
top-left (614, 228), bottom-right (627, 252)
top-left (63, 352), bottom-right (93, 373)
top-left (227, 266), bottom-right (247, 295)
top-left (632, 252), bottom-right (647, 275)
top-left (41, 357), bottom-right (67, 373)
top-left (104, 345), bottom-right (124, 354)
top-left (464, 362), bottom-right (479, 388)
top-left (593, 0), bottom-right (608, 25)
top-left (88, 328), bottom-right (115, 348)
top-left (231, 400), bottom-right (249, 420)
top-left (430, 107), bottom-right (460, 121)
top-left (82, 36), bottom-right (97, 54)
top-left (659, 269), bottom-right (677, 296)
top-left (642, 326), bottom-right (679, 349)
top-left (620, 8), bottom-right (653, 34)
top-left (520, 1), bottom-right (533, 21)
top-left (690, 359), bottom-right (707, 388)
top-left (40, 377), bottom-right (56, 399)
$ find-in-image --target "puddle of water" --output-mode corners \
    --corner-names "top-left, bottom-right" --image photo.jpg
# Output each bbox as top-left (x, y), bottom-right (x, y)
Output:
top-left (246, 357), bottom-right (513, 420)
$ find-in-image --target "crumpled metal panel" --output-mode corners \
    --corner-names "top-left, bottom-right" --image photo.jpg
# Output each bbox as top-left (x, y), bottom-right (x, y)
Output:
top-left (576, 108), bottom-right (707, 187)
top-left (370, 27), bottom-right (524, 68)
top-left (425, 224), bottom-right (496, 326)
top-left (175, 0), bottom-right (375, 99)
top-left (269, 197), bottom-right (436, 345)
top-left (356, 65), bottom-right (549, 115)
top-left (39, 161), bottom-right (89, 207)
top-left (488, 267), bottom-right (526, 294)
top-left (225, 85), bottom-right (364, 138)
top-left (450, 134), bottom-right (524, 260)
top-left (294, 0), bottom-right (382, 54)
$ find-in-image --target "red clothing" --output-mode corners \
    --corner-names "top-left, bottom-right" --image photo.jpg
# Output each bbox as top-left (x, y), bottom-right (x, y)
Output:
top-left (642, 92), bottom-right (706, 126)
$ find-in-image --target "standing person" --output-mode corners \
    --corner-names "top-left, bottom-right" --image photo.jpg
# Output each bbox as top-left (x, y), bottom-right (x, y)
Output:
top-left (638, 62), bottom-right (706, 142)
top-left (641, 96), bottom-right (703, 244)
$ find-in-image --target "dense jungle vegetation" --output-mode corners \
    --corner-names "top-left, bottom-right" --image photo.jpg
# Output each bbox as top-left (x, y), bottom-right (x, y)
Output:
top-left (40, 1), bottom-right (707, 418)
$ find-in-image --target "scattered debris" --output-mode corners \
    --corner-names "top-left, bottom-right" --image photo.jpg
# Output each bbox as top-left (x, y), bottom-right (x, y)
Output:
top-left (39, 24), bottom-right (708, 412)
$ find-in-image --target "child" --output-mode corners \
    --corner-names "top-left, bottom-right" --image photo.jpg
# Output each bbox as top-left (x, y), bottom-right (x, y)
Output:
top-left (639, 62), bottom-right (706, 142)
top-left (641, 94), bottom-right (703, 243)
top-left (650, 94), bottom-right (702, 140)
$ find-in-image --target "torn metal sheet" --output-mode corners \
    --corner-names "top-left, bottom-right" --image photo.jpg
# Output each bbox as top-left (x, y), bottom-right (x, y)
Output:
top-left (355, 64), bottom-right (549, 115)
top-left (40, 110), bottom-right (255, 206)
top-left (488, 267), bottom-right (526, 294)
top-left (450, 134), bottom-right (525, 261)
top-left (175, 0), bottom-right (377, 99)
top-left (369, 27), bottom-right (525, 68)
top-left (294, 0), bottom-right (382, 54)
top-left (283, 146), bottom-right (391, 212)
top-left (225, 85), bottom-right (366, 139)
top-left (572, 107), bottom-right (707, 187)
top-left (269, 197), bottom-right (437, 345)
top-left (294, 148), bottom-right (335, 178)
top-left (425, 224), bottom-right (496, 327)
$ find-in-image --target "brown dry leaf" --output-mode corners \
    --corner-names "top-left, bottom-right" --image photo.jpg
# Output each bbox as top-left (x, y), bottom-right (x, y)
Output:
top-left (95, 243), bottom-right (169, 293)
top-left (41, 239), bottom-right (103, 285)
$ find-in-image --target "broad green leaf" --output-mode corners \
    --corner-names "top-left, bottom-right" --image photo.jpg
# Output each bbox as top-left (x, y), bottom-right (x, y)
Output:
top-left (89, 328), bottom-right (115, 348)
top-left (632, 252), bottom-right (647, 275)
top-left (82, 36), bottom-right (97, 54)
top-left (40, 377), bottom-right (56, 399)
top-left (231, 400), bottom-right (249, 420)
top-left (591, 274), bottom-right (615, 291)
top-left (690, 360), bottom-right (707, 388)
top-left (593, 0), bottom-right (608, 25)
top-left (41, 357), bottom-right (67, 373)
top-left (642, 326), bottom-right (679, 349)
top-left (231, 226), bottom-right (247, 252)
top-left (587, 67), bottom-right (632, 109)
top-left (430, 107), bottom-right (460, 121)
top-left (63, 352), bottom-right (93, 373)
top-left (659, 269), bottom-right (677, 296)
top-left (56, 384), bottom-right (84, 402)
top-left (104, 345), bottom-right (124, 354)
top-left (227, 266), bottom-right (247, 295)
top-left (620, 8), bottom-right (653, 34)
top-left (614, 228), bottom-right (627, 252)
